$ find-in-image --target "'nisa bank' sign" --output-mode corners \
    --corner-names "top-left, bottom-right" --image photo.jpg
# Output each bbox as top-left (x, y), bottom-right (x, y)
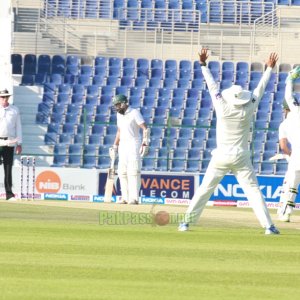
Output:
top-left (199, 174), bottom-right (298, 203)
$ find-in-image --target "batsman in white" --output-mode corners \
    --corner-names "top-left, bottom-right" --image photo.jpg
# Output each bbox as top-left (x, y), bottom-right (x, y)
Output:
top-left (178, 48), bottom-right (280, 235)
top-left (0, 88), bottom-right (22, 201)
top-left (277, 66), bottom-right (300, 222)
top-left (110, 94), bottom-right (150, 204)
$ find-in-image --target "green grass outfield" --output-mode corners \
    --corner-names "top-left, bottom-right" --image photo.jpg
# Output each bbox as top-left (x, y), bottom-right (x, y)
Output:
top-left (0, 201), bottom-right (300, 300)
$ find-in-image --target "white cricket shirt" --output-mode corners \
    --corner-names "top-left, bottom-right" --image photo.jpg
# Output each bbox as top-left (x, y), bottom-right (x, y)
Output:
top-left (117, 107), bottom-right (145, 146)
top-left (202, 66), bottom-right (272, 155)
top-left (0, 105), bottom-right (22, 145)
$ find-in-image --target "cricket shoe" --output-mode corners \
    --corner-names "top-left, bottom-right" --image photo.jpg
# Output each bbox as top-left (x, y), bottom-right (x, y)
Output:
top-left (278, 213), bottom-right (290, 222)
top-left (7, 197), bottom-right (17, 202)
top-left (265, 224), bottom-right (280, 235)
top-left (286, 66), bottom-right (300, 82)
top-left (129, 200), bottom-right (139, 205)
top-left (178, 223), bottom-right (189, 232)
top-left (119, 200), bottom-right (128, 204)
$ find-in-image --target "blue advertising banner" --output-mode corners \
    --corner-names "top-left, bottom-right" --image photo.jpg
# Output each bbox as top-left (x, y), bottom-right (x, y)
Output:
top-left (199, 174), bottom-right (300, 203)
top-left (98, 173), bottom-right (194, 200)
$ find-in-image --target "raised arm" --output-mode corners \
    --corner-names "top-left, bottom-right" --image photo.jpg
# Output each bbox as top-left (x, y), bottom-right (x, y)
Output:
top-left (198, 48), bottom-right (219, 100)
top-left (253, 53), bottom-right (278, 102)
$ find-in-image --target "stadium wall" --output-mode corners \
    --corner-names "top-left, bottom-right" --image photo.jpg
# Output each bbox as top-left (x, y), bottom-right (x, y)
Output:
top-left (2, 166), bottom-right (299, 210)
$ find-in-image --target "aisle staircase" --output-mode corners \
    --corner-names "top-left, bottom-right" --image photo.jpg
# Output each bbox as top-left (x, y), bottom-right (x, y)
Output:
top-left (12, 81), bottom-right (51, 166)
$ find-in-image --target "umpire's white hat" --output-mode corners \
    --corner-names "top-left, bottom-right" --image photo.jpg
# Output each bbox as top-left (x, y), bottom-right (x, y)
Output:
top-left (0, 89), bottom-right (12, 97)
top-left (222, 85), bottom-right (252, 106)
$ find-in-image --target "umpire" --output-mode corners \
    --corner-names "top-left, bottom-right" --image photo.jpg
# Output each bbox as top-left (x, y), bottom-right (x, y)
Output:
top-left (0, 88), bottom-right (22, 201)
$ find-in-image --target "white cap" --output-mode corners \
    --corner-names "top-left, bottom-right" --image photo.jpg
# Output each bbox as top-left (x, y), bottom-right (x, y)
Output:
top-left (221, 85), bottom-right (252, 106)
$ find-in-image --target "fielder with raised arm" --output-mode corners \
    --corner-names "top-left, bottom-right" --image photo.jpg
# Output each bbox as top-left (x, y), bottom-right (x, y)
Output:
top-left (178, 49), bottom-right (280, 235)
top-left (110, 94), bottom-right (150, 204)
top-left (276, 66), bottom-right (300, 222)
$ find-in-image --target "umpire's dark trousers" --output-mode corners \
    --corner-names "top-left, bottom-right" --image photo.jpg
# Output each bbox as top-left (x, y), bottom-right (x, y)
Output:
top-left (0, 145), bottom-right (15, 200)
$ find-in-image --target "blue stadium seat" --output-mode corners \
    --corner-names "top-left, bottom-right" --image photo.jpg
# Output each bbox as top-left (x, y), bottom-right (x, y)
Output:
top-left (221, 70), bottom-right (234, 82)
top-left (260, 162), bottom-right (274, 175)
top-left (37, 54), bottom-right (51, 74)
top-left (220, 80), bottom-right (232, 91)
top-left (143, 95), bottom-right (156, 107)
top-left (122, 67), bottom-right (135, 78)
top-left (149, 77), bottom-right (161, 88)
top-left (178, 127), bottom-right (193, 139)
top-left (191, 138), bottom-right (204, 149)
top-left (208, 61), bottom-right (220, 73)
top-left (185, 97), bottom-right (199, 109)
top-left (44, 132), bottom-right (58, 145)
top-left (193, 69), bottom-right (204, 80)
top-left (101, 86), bottom-right (114, 97)
top-left (186, 160), bottom-right (200, 172)
top-left (222, 61), bottom-right (234, 72)
top-left (127, 0), bottom-right (139, 20)
top-left (97, 156), bottom-right (111, 169)
top-left (50, 73), bottom-right (63, 85)
top-left (163, 78), bottom-right (177, 89)
top-left (59, 133), bottom-right (73, 144)
top-left (52, 55), bottom-right (65, 75)
top-left (20, 75), bottom-right (34, 86)
top-left (95, 56), bottom-right (108, 67)
top-left (151, 59), bottom-right (163, 70)
top-left (168, 107), bottom-right (181, 118)
top-left (94, 66), bottom-right (107, 77)
top-left (154, 0), bottom-right (167, 21)
top-left (179, 69), bottom-right (192, 81)
top-left (113, 0), bottom-right (125, 19)
top-left (165, 59), bottom-right (177, 71)
top-left (177, 78), bottom-right (190, 89)
top-left (135, 77), bottom-right (147, 88)
top-left (171, 96), bottom-right (184, 109)
top-left (11, 54), bottom-right (22, 74)
top-left (23, 54), bottom-right (37, 75)
top-left (164, 127), bottom-right (177, 139)
top-left (92, 75), bottom-right (105, 86)
top-left (156, 159), bottom-right (168, 171)
top-left (142, 158), bottom-right (156, 171)
top-left (52, 143), bottom-right (67, 167)
top-left (165, 69), bottom-right (177, 80)
top-left (130, 86), bottom-right (143, 97)
top-left (275, 162), bottom-right (288, 175)
top-left (50, 112), bottom-right (64, 124)
top-left (170, 159), bottom-right (185, 172)
top-left (176, 138), bottom-right (190, 149)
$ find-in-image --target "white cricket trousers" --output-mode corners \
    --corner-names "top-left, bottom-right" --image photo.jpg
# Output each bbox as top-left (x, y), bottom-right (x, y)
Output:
top-left (184, 151), bottom-right (274, 228)
top-left (277, 167), bottom-right (300, 216)
top-left (118, 144), bottom-right (141, 203)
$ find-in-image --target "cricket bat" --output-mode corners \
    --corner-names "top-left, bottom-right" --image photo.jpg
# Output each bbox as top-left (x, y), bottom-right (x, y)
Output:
top-left (104, 157), bottom-right (116, 202)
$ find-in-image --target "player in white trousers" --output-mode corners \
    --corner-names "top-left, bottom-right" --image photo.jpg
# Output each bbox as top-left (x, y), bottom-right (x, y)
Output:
top-left (178, 49), bottom-right (280, 234)
top-left (110, 94), bottom-right (150, 204)
top-left (277, 66), bottom-right (300, 222)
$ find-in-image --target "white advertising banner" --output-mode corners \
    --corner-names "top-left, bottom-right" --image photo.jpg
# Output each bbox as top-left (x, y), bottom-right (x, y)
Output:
top-left (0, 166), bottom-right (99, 201)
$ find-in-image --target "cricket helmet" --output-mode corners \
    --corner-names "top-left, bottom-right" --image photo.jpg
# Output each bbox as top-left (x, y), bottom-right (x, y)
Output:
top-left (112, 94), bottom-right (128, 115)
top-left (113, 94), bottom-right (128, 105)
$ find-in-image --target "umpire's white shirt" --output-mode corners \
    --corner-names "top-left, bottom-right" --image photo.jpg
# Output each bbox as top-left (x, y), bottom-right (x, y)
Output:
top-left (117, 107), bottom-right (145, 159)
top-left (0, 105), bottom-right (22, 145)
top-left (202, 66), bottom-right (272, 155)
